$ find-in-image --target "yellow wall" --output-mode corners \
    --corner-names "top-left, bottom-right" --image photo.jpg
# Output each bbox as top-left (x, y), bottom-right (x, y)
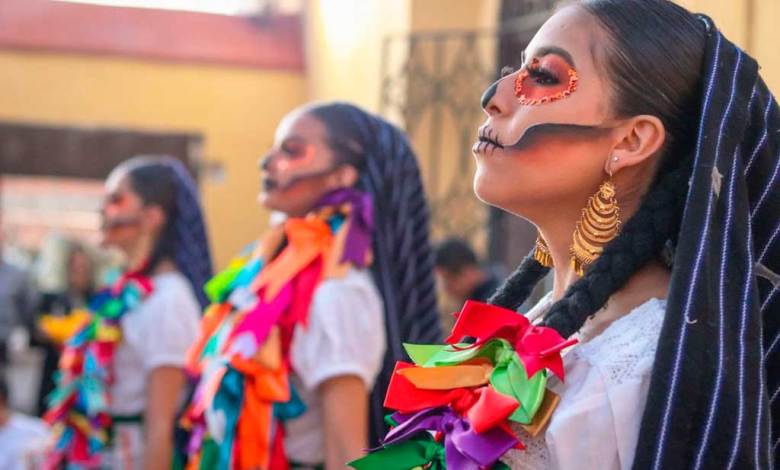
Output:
top-left (677, 0), bottom-right (779, 93)
top-left (410, 0), bottom-right (499, 31)
top-left (0, 51), bottom-right (306, 267)
top-left (305, 0), bottom-right (411, 112)
top-left (752, 1), bottom-right (780, 93)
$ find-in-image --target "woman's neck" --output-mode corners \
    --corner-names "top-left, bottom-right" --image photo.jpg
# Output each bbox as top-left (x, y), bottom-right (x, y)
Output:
top-left (150, 258), bottom-right (177, 276)
top-left (123, 238), bottom-right (175, 276)
top-left (537, 218), bottom-right (581, 302)
top-left (538, 177), bottom-right (646, 302)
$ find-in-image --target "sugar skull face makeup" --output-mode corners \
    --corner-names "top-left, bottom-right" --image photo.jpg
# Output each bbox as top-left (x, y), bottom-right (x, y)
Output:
top-left (477, 40), bottom-right (611, 152)
top-left (261, 135), bottom-right (334, 191)
top-left (472, 5), bottom-right (620, 221)
top-left (514, 56), bottom-right (579, 106)
top-left (272, 137), bottom-right (317, 173)
top-left (259, 109), bottom-right (354, 217)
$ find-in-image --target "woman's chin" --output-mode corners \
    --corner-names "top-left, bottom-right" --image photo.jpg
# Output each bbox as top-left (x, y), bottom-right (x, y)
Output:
top-left (257, 191), bottom-right (271, 208)
top-left (259, 191), bottom-right (285, 213)
top-left (473, 167), bottom-right (502, 206)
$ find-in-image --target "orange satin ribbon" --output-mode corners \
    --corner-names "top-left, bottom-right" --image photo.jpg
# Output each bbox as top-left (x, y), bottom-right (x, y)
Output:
top-left (185, 303), bottom-right (232, 376)
top-left (230, 327), bottom-right (290, 470)
top-left (253, 217), bottom-right (334, 300)
top-left (398, 363), bottom-right (493, 390)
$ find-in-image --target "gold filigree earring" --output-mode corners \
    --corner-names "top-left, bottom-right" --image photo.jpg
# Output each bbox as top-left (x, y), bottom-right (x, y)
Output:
top-left (570, 162), bottom-right (621, 276)
top-left (534, 235), bottom-right (554, 268)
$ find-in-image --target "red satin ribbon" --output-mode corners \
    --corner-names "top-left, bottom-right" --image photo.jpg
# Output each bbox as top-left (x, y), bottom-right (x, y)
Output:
top-left (384, 362), bottom-right (518, 434)
top-left (445, 301), bottom-right (577, 380)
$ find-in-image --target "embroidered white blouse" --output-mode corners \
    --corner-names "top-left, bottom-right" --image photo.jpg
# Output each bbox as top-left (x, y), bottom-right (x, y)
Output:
top-left (502, 294), bottom-right (667, 470)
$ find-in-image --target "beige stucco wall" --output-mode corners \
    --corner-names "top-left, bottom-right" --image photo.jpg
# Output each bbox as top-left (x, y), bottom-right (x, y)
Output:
top-left (305, 0), bottom-right (411, 112)
top-left (677, 0), bottom-right (779, 93)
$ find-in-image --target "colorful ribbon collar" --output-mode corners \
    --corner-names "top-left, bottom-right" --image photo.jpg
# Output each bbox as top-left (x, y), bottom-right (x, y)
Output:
top-left (44, 267), bottom-right (154, 469)
top-left (351, 301), bottom-right (576, 469)
top-left (180, 188), bottom-right (374, 470)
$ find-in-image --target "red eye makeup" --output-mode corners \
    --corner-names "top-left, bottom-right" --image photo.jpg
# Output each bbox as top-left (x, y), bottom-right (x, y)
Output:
top-left (104, 192), bottom-right (129, 209)
top-left (514, 56), bottom-right (578, 106)
top-left (276, 139), bottom-right (316, 171)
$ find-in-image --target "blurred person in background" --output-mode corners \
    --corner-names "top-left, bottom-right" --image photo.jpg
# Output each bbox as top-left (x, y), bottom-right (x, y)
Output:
top-left (0, 371), bottom-right (49, 470)
top-left (34, 239), bottom-right (97, 416)
top-left (178, 102), bottom-right (441, 470)
top-left (434, 236), bottom-right (502, 305)
top-left (44, 156), bottom-right (212, 470)
top-left (0, 232), bottom-right (38, 369)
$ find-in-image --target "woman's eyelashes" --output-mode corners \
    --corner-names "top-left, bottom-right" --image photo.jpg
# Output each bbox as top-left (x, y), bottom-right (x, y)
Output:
top-left (513, 56), bottom-right (578, 106)
top-left (528, 64), bottom-right (560, 86)
top-left (280, 140), bottom-right (309, 159)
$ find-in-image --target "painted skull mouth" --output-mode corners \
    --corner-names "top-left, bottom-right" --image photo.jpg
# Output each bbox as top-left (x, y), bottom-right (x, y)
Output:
top-left (474, 126), bottom-right (505, 154)
top-left (262, 177), bottom-right (279, 191)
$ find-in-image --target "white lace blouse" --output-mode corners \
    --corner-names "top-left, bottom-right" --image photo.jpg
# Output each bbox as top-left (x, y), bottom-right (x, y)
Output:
top-left (502, 294), bottom-right (667, 470)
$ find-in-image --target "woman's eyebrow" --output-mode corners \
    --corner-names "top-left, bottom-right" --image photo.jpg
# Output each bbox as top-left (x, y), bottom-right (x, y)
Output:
top-left (528, 46), bottom-right (576, 68)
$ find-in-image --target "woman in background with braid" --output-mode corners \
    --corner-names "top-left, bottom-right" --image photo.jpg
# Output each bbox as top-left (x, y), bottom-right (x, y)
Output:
top-left (45, 156), bottom-right (213, 469)
top-left (178, 102), bottom-right (440, 470)
top-left (474, 0), bottom-right (779, 468)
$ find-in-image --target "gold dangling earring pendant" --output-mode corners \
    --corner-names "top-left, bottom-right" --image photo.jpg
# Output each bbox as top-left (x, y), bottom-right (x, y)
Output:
top-left (570, 178), bottom-right (621, 276)
top-left (534, 235), bottom-right (554, 268)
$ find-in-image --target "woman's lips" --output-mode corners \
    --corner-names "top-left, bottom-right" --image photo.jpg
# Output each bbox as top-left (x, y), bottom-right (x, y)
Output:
top-left (262, 177), bottom-right (279, 191)
top-left (473, 126), bottom-right (504, 155)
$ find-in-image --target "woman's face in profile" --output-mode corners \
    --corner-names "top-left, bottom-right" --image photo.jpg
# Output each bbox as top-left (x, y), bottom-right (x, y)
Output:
top-left (259, 111), bottom-right (346, 217)
top-left (101, 175), bottom-right (146, 252)
top-left (474, 6), bottom-right (619, 223)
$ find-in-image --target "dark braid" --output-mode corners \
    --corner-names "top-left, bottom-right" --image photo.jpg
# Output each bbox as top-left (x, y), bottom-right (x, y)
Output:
top-left (488, 253), bottom-right (549, 311)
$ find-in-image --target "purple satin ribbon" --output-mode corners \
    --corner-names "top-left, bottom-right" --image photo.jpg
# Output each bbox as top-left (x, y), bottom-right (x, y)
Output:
top-left (385, 407), bottom-right (518, 470)
top-left (316, 188), bottom-right (374, 267)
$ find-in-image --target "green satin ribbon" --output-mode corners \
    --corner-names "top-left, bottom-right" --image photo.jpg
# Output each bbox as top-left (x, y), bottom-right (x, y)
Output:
top-left (204, 258), bottom-right (246, 303)
top-left (349, 434), bottom-right (513, 470)
top-left (404, 339), bottom-right (546, 424)
top-left (349, 434), bottom-right (444, 470)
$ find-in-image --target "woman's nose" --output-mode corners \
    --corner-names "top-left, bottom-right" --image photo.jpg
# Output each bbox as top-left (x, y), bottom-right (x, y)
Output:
top-left (259, 153), bottom-right (274, 172)
top-left (480, 74), bottom-right (513, 116)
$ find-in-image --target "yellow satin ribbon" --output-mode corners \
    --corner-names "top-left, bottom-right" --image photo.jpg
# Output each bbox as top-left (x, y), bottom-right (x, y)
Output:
top-left (38, 310), bottom-right (91, 344)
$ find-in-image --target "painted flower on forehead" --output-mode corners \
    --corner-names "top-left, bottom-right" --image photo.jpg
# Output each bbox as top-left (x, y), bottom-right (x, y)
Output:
top-left (514, 56), bottom-right (579, 106)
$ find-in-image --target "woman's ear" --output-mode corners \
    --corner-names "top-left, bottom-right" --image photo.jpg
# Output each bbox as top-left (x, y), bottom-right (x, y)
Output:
top-left (142, 205), bottom-right (168, 233)
top-left (333, 164), bottom-right (359, 189)
top-left (608, 115), bottom-right (666, 174)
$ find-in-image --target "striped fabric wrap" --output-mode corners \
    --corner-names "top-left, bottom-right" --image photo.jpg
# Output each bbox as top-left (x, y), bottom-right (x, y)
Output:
top-left (630, 17), bottom-right (780, 469)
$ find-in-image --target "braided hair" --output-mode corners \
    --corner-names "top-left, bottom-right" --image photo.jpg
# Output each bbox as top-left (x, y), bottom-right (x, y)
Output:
top-left (306, 102), bottom-right (442, 444)
top-left (488, 0), bottom-right (706, 338)
top-left (115, 155), bottom-right (213, 308)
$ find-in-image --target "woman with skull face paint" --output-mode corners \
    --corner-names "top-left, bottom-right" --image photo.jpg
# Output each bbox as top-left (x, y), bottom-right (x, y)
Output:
top-left (356, 0), bottom-right (780, 469)
top-left (44, 156), bottom-right (213, 469)
top-left (177, 102), bottom-right (440, 470)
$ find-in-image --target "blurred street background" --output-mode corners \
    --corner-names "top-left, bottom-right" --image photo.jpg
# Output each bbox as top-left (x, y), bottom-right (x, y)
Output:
top-left (1, 0), bottom-right (778, 415)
